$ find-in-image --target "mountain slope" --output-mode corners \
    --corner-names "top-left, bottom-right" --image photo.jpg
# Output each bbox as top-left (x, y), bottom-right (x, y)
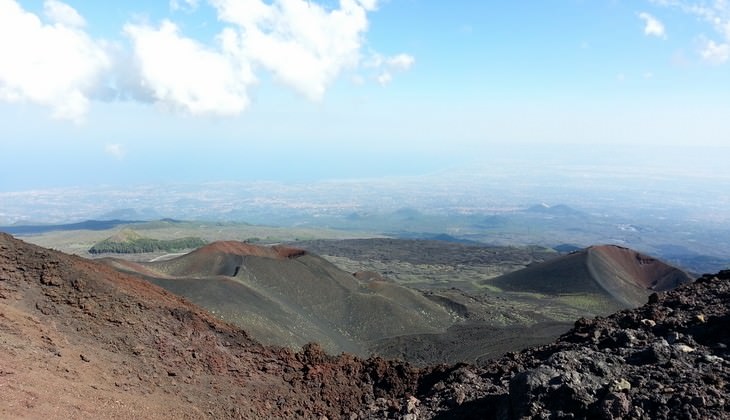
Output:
top-left (487, 245), bottom-right (692, 309)
top-left (107, 241), bottom-right (692, 365)
top-left (104, 240), bottom-right (455, 355)
top-left (412, 269), bottom-right (730, 419)
top-left (0, 232), bottom-right (427, 419)
top-left (1, 233), bottom-right (728, 419)
top-left (88, 228), bottom-right (206, 254)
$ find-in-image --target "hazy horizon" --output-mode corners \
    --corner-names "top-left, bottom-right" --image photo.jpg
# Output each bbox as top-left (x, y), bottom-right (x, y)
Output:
top-left (3, 141), bottom-right (730, 191)
top-left (2, 1), bottom-right (730, 192)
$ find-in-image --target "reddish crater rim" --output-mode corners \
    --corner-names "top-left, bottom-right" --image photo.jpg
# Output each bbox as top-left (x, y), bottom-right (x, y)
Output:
top-left (192, 241), bottom-right (307, 259)
top-left (587, 244), bottom-right (689, 290)
top-left (588, 244), bottom-right (656, 261)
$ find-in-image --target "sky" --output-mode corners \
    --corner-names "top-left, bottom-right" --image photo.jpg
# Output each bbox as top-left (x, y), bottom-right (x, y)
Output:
top-left (1, 0), bottom-right (730, 190)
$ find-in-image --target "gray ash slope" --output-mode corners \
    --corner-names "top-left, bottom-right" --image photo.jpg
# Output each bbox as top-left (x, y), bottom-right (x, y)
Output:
top-left (407, 269), bottom-right (730, 419)
top-left (102, 239), bottom-right (692, 367)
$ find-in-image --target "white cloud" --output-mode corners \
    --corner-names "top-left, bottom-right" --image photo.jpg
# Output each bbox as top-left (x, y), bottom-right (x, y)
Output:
top-left (700, 38), bottom-right (730, 62)
top-left (0, 0), bottom-right (413, 120)
top-left (638, 12), bottom-right (667, 38)
top-left (376, 71), bottom-right (392, 86)
top-left (0, 0), bottom-right (110, 121)
top-left (387, 53), bottom-right (415, 71)
top-left (44, 0), bottom-right (85, 27)
top-left (105, 143), bottom-right (126, 160)
top-left (170, 0), bottom-right (200, 12)
top-left (124, 20), bottom-right (255, 115)
top-left (209, 0), bottom-right (380, 100)
top-left (366, 51), bottom-right (415, 85)
top-left (651, 0), bottom-right (730, 63)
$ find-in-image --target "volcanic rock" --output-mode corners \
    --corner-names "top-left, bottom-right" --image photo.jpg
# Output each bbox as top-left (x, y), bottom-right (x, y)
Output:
top-left (1, 233), bottom-right (728, 419)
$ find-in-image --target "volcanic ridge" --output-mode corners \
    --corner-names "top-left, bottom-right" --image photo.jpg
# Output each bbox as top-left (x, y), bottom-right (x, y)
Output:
top-left (102, 239), bottom-right (692, 367)
top-left (1, 233), bottom-right (727, 419)
top-left (489, 245), bottom-right (691, 308)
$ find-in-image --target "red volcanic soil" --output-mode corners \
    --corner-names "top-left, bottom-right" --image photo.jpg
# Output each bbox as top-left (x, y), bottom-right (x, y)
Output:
top-left (586, 245), bottom-right (692, 307)
top-left (2, 233), bottom-right (728, 419)
top-left (120, 241), bottom-right (310, 278)
top-left (491, 244), bottom-right (692, 309)
top-left (192, 241), bottom-right (307, 260)
top-left (0, 233), bottom-right (418, 419)
top-left (588, 245), bottom-right (690, 291)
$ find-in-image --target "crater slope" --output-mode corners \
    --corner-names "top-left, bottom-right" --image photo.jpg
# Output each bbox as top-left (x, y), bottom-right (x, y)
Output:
top-left (104, 241), bottom-right (455, 356)
top-left (0, 232), bottom-right (427, 419)
top-left (487, 245), bottom-right (691, 310)
top-left (106, 240), bottom-right (691, 366)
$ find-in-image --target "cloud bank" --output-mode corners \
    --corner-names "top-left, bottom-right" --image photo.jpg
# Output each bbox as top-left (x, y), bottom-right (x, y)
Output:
top-left (0, 0), bottom-right (413, 119)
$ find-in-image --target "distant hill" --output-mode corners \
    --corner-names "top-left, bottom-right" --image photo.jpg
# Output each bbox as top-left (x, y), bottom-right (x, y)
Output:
top-left (88, 228), bottom-right (206, 254)
top-left (391, 232), bottom-right (482, 244)
top-left (553, 243), bottom-right (583, 253)
top-left (524, 203), bottom-right (586, 217)
top-left (0, 219), bottom-right (137, 235)
top-left (487, 244), bottom-right (692, 309)
top-left (96, 207), bottom-right (162, 221)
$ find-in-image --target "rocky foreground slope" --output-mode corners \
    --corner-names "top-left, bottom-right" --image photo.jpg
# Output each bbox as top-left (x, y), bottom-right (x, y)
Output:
top-left (1, 232), bottom-right (728, 419)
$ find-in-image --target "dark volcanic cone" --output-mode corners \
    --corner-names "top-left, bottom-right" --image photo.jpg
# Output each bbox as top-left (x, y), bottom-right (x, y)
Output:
top-left (489, 244), bottom-right (692, 309)
top-left (102, 240), bottom-right (454, 356)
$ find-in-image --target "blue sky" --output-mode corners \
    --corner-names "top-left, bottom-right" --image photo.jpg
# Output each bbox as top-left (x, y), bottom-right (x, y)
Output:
top-left (1, 0), bottom-right (729, 190)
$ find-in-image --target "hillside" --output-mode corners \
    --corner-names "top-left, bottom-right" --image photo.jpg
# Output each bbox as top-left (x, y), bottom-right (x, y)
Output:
top-left (0, 232), bottom-right (426, 419)
top-left (291, 238), bottom-right (558, 290)
top-left (487, 245), bottom-right (692, 311)
top-left (88, 228), bottom-right (206, 254)
top-left (365, 245), bottom-right (691, 366)
top-left (1, 233), bottom-right (728, 419)
top-left (103, 240), bottom-right (693, 366)
top-left (103, 241), bottom-right (456, 356)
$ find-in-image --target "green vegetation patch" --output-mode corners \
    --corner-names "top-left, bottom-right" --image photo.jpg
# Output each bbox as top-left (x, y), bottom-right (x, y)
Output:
top-left (553, 293), bottom-right (617, 313)
top-left (474, 282), bottom-right (504, 293)
top-left (89, 229), bottom-right (206, 254)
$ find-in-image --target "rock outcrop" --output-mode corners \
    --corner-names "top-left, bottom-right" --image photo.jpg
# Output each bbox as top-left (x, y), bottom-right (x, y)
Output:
top-left (411, 269), bottom-right (730, 419)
